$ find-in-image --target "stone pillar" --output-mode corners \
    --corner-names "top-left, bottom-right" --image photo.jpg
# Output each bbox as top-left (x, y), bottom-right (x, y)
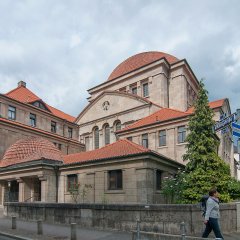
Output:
top-left (237, 202), bottom-right (240, 232)
top-left (136, 167), bottom-right (154, 204)
top-left (0, 183), bottom-right (5, 205)
top-left (16, 178), bottom-right (24, 202)
top-left (39, 176), bottom-right (47, 202)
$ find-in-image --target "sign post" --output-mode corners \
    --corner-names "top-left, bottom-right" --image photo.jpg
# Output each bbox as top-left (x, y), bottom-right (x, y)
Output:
top-left (214, 114), bottom-right (235, 132)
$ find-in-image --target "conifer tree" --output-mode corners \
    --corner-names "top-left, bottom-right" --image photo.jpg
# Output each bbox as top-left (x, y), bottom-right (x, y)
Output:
top-left (180, 80), bottom-right (231, 203)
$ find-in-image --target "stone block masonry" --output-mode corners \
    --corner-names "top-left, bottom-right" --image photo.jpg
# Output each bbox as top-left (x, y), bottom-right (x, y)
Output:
top-left (4, 202), bottom-right (239, 236)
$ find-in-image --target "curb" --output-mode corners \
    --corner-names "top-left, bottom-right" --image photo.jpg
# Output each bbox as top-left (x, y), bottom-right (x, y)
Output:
top-left (0, 231), bottom-right (32, 240)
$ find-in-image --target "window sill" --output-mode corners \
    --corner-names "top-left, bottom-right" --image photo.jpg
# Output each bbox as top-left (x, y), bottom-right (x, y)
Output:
top-left (176, 142), bottom-right (187, 146)
top-left (105, 190), bottom-right (125, 194)
top-left (158, 145), bottom-right (167, 149)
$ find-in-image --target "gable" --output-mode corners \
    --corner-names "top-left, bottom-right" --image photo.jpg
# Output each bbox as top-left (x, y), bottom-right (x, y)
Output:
top-left (76, 91), bottom-right (157, 125)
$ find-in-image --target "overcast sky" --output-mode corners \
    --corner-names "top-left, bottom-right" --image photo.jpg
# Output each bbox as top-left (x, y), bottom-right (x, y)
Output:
top-left (0, 0), bottom-right (240, 119)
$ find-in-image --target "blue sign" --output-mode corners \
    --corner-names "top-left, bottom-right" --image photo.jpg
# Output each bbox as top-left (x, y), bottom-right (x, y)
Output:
top-left (233, 131), bottom-right (240, 138)
top-left (232, 122), bottom-right (240, 130)
top-left (214, 114), bottom-right (235, 132)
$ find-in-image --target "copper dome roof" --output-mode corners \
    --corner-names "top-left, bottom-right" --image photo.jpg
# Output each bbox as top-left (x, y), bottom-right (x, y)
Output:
top-left (0, 137), bottom-right (63, 168)
top-left (107, 51), bottom-right (179, 81)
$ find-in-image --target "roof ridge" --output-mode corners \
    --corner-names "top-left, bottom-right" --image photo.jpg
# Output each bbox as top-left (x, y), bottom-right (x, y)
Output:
top-left (46, 103), bottom-right (76, 119)
top-left (5, 86), bottom-right (21, 95)
top-left (162, 107), bottom-right (189, 114)
top-left (5, 85), bottom-right (41, 101)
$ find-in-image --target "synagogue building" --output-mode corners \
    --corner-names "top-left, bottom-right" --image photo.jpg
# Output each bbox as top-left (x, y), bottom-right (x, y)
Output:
top-left (0, 51), bottom-right (235, 205)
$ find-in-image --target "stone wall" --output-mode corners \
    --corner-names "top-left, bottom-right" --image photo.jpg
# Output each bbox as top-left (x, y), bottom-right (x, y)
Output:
top-left (4, 202), bottom-right (240, 236)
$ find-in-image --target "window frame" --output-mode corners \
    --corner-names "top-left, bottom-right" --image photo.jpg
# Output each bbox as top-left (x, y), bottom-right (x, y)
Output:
top-left (68, 127), bottom-right (73, 138)
top-left (85, 136), bottom-right (90, 151)
top-left (131, 86), bottom-right (137, 95)
top-left (94, 127), bottom-right (99, 149)
top-left (51, 121), bottom-right (57, 133)
top-left (108, 170), bottom-right (123, 190)
top-left (115, 121), bottom-right (121, 132)
top-left (104, 124), bottom-right (110, 145)
top-left (8, 106), bottom-right (16, 120)
top-left (67, 174), bottom-right (78, 192)
top-left (156, 170), bottom-right (162, 190)
top-left (126, 136), bottom-right (132, 141)
top-left (29, 113), bottom-right (37, 127)
top-left (142, 133), bottom-right (148, 148)
top-left (159, 130), bottom-right (166, 147)
top-left (142, 82), bottom-right (149, 97)
top-left (178, 126), bottom-right (186, 143)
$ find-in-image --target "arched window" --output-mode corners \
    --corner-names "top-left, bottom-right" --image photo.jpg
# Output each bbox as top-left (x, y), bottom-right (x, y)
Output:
top-left (104, 124), bottom-right (110, 145)
top-left (94, 127), bottom-right (99, 149)
top-left (115, 121), bottom-right (121, 131)
top-left (114, 121), bottom-right (121, 140)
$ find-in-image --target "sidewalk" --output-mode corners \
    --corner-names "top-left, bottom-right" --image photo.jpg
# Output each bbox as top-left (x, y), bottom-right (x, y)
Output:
top-left (0, 217), bottom-right (239, 240)
top-left (0, 217), bottom-right (131, 240)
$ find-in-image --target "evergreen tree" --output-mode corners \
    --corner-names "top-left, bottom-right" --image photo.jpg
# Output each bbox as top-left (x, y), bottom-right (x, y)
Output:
top-left (180, 80), bottom-right (231, 203)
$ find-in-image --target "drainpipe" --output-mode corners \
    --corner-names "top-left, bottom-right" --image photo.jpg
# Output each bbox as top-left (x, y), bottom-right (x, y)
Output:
top-left (54, 166), bottom-right (59, 203)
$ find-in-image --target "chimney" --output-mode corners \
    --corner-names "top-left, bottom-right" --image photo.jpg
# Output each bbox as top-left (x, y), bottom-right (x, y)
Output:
top-left (18, 81), bottom-right (26, 88)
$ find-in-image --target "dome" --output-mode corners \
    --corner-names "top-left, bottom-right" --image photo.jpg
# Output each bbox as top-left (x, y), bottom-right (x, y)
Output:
top-left (107, 51), bottom-right (179, 81)
top-left (0, 137), bottom-right (63, 168)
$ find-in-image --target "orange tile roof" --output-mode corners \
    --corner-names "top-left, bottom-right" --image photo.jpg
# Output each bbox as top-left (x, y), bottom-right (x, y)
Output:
top-left (119, 99), bottom-right (226, 133)
top-left (0, 116), bottom-right (80, 144)
top-left (5, 85), bottom-right (75, 122)
top-left (63, 139), bottom-right (151, 165)
top-left (118, 108), bottom-right (190, 133)
top-left (185, 99), bottom-right (225, 114)
top-left (107, 51), bottom-right (179, 81)
top-left (6, 85), bottom-right (40, 103)
top-left (0, 136), bottom-right (63, 168)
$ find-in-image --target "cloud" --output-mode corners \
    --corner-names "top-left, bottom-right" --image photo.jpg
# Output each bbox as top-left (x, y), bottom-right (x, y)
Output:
top-left (0, 0), bottom-right (239, 119)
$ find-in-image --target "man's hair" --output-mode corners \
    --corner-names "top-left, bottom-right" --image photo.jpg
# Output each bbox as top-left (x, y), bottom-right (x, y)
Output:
top-left (209, 188), bottom-right (217, 196)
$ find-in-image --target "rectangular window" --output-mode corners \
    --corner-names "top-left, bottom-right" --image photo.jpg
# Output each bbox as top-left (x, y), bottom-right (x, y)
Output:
top-left (68, 127), bottom-right (73, 138)
top-left (142, 83), bottom-right (149, 97)
top-left (67, 174), bottom-right (78, 191)
top-left (108, 170), bottom-right (122, 190)
top-left (156, 170), bottom-right (162, 190)
top-left (58, 144), bottom-right (62, 150)
top-left (30, 113), bottom-right (36, 127)
top-left (159, 130), bottom-right (166, 146)
top-left (8, 106), bottom-right (16, 120)
top-left (131, 86), bottom-right (137, 95)
top-left (51, 121), bottom-right (57, 133)
top-left (126, 136), bottom-right (132, 141)
top-left (142, 133), bottom-right (148, 148)
top-left (119, 87), bottom-right (126, 92)
top-left (178, 126), bottom-right (186, 143)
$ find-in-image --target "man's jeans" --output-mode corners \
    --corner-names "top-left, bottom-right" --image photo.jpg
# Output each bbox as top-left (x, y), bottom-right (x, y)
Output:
top-left (202, 217), bottom-right (224, 239)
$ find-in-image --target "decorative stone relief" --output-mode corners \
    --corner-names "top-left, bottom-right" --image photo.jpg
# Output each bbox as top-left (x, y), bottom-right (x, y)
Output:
top-left (102, 101), bottom-right (110, 111)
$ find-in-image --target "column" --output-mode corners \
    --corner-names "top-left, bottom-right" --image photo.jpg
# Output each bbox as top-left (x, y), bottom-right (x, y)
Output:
top-left (38, 176), bottom-right (47, 202)
top-left (16, 178), bottom-right (24, 202)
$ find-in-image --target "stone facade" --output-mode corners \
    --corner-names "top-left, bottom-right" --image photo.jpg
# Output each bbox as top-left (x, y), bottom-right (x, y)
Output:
top-left (0, 51), bottom-right (236, 206)
top-left (76, 52), bottom-right (234, 175)
top-left (59, 155), bottom-right (180, 204)
top-left (0, 82), bottom-right (84, 159)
